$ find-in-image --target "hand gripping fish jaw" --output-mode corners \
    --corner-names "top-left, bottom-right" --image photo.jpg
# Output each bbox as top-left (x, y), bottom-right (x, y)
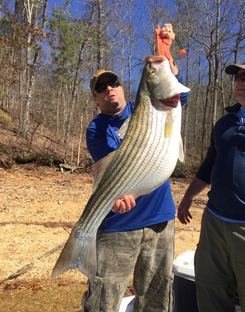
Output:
top-left (154, 24), bottom-right (186, 59)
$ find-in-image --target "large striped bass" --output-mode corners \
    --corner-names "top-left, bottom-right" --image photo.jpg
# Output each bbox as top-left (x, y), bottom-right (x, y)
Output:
top-left (52, 55), bottom-right (190, 280)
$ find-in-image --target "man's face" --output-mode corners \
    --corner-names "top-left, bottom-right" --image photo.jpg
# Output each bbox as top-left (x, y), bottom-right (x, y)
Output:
top-left (93, 76), bottom-right (126, 116)
top-left (235, 69), bottom-right (245, 106)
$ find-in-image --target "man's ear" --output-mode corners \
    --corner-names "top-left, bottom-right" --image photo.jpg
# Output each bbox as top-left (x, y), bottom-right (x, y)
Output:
top-left (93, 95), bottom-right (100, 108)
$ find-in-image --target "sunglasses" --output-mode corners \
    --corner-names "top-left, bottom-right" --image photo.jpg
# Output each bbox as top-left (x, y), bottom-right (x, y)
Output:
top-left (235, 72), bottom-right (245, 82)
top-left (95, 79), bottom-right (121, 93)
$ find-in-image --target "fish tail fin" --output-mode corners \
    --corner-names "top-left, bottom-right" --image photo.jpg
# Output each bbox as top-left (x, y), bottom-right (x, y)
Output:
top-left (52, 225), bottom-right (97, 280)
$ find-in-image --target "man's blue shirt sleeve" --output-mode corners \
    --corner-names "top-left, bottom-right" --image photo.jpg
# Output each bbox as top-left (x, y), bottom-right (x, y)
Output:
top-left (176, 73), bottom-right (189, 106)
top-left (86, 122), bottom-right (121, 163)
top-left (86, 102), bottom-right (134, 162)
top-left (196, 131), bottom-right (216, 184)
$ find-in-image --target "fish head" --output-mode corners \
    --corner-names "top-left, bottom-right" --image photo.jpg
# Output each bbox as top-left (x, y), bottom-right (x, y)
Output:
top-left (143, 55), bottom-right (190, 109)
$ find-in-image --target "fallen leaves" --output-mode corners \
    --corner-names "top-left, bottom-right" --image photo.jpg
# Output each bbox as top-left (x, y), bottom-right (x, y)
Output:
top-left (3, 281), bottom-right (42, 292)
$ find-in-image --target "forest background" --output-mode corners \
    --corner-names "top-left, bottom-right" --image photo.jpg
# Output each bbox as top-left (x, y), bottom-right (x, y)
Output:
top-left (0, 0), bottom-right (244, 170)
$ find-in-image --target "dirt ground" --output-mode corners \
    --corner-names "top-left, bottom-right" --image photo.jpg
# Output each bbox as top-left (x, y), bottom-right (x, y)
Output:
top-left (0, 164), bottom-right (208, 312)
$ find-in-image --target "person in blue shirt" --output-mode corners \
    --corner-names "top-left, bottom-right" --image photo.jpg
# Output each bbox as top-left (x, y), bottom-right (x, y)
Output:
top-left (82, 30), bottom-right (189, 312)
top-left (177, 62), bottom-right (245, 312)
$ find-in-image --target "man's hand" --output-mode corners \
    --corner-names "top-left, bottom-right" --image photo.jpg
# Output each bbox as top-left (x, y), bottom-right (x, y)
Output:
top-left (112, 195), bottom-right (136, 214)
top-left (159, 23), bottom-right (175, 45)
top-left (177, 197), bottom-right (193, 225)
top-left (153, 23), bottom-right (176, 64)
top-left (177, 177), bottom-right (208, 224)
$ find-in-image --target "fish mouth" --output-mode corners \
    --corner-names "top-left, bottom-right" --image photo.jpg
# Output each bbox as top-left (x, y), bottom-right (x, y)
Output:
top-left (159, 94), bottom-right (180, 108)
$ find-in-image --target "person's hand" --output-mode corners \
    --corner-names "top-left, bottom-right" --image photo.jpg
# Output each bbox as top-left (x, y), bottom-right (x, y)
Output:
top-left (153, 25), bottom-right (161, 40)
top-left (159, 23), bottom-right (175, 46)
top-left (153, 23), bottom-right (176, 65)
top-left (177, 197), bottom-right (193, 225)
top-left (112, 195), bottom-right (136, 214)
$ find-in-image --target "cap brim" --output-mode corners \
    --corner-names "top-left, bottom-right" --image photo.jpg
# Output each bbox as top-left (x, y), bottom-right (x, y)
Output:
top-left (225, 64), bottom-right (245, 75)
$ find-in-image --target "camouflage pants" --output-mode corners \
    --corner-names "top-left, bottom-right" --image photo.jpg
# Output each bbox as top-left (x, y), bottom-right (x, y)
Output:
top-left (82, 220), bottom-right (175, 312)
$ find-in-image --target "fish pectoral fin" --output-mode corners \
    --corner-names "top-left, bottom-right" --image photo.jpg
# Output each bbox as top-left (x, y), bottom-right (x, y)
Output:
top-left (165, 114), bottom-right (174, 138)
top-left (178, 135), bottom-right (184, 162)
top-left (52, 223), bottom-right (97, 280)
top-left (116, 116), bottom-right (131, 140)
top-left (92, 151), bottom-right (116, 193)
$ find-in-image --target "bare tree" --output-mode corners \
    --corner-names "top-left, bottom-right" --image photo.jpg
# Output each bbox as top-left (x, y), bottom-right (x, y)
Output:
top-left (64, 2), bottom-right (96, 146)
top-left (174, 0), bottom-right (245, 160)
top-left (97, 0), bottom-right (103, 70)
top-left (20, 0), bottom-right (48, 139)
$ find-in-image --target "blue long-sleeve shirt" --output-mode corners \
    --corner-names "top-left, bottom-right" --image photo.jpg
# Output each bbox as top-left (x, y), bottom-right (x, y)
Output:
top-left (196, 103), bottom-right (245, 221)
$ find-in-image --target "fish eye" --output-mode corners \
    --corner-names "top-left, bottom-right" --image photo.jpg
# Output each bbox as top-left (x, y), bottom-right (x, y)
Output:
top-left (150, 70), bottom-right (155, 75)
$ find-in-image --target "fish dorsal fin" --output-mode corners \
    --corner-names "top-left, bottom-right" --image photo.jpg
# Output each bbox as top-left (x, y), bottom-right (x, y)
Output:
top-left (116, 116), bottom-right (131, 140)
top-left (178, 135), bottom-right (184, 162)
top-left (92, 151), bottom-right (116, 193)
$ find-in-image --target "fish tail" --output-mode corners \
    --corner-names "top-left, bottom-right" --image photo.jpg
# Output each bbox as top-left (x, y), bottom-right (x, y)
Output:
top-left (52, 225), bottom-right (97, 280)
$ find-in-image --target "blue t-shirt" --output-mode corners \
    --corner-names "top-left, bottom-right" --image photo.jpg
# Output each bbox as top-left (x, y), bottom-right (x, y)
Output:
top-left (87, 101), bottom-right (176, 232)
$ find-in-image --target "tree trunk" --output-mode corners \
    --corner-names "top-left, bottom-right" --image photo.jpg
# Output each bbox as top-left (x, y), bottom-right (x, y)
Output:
top-left (211, 0), bottom-right (221, 129)
top-left (182, 41), bottom-right (190, 156)
top-left (20, 0), bottom-right (48, 139)
top-left (201, 55), bottom-right (214, 161)
top-left (64, 3), bottom-right (96, 146)
top-left (97, 0), bottom-right (103, 70)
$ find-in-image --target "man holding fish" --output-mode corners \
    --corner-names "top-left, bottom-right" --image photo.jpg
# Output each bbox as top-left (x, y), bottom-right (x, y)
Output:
top-left (52, 24), bottom-right (190, 311)
top-left (80, 25), bottom-right (189, 311)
